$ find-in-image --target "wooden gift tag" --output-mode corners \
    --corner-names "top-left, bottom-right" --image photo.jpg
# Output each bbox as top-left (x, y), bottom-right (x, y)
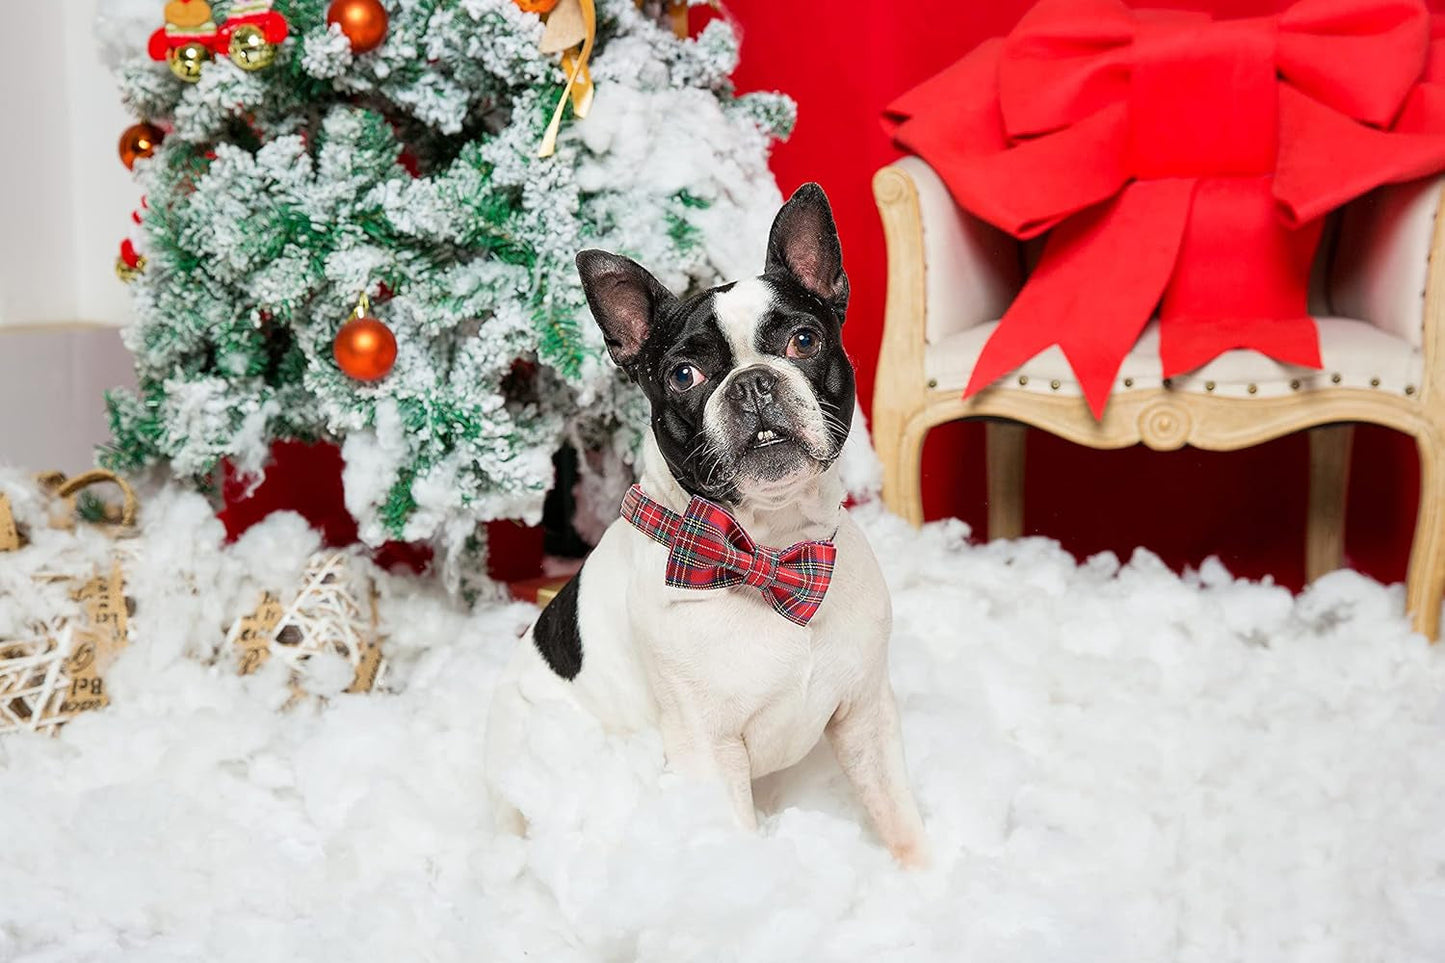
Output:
top-left (231, 591), bottom-right (284, 676)
top-left (58, 560), bottom-right (132, 716)
top-left (348, 639), bottom-right (383, 694)
top-left (0, 492), bottom-right (18, 552)
top-left (347, 587), bottom-right (384, 695)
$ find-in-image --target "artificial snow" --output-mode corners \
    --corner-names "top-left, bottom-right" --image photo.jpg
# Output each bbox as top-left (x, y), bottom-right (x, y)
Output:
top-left (2, 472), bottom-right (1444, 962)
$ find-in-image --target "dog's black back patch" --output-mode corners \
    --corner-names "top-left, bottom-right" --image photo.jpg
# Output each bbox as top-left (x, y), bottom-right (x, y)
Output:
top-left (532, 572), bottom-right (583, 680)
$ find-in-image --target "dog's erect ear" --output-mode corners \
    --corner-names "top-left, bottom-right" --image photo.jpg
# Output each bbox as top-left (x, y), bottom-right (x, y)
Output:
top-left (576, 250), bottom-right (677, 369)
top-left (765, 182), bottom-right (850, 321)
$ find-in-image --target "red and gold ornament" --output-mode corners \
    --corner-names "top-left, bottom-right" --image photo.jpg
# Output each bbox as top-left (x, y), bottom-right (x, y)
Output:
top-left (333, 293), bottom-right (397, 382)
top-left (115, 240), bottom-right (147, 284)
top-left (148, 0), bottom-right (220, 82)
top-left (118, 123), bottom-right (164, 170)
top-left (326, 0), bottom-right (389, 53)
top-left (218, 0), bottom-right (289, 71)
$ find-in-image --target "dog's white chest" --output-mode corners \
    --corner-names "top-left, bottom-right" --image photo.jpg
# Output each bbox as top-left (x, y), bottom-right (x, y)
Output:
top-left (562, 509), bottom-right (889, 779)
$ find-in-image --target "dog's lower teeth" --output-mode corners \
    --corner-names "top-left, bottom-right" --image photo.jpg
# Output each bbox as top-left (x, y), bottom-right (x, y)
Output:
top-left (757, 430), bottom-right (776, 442)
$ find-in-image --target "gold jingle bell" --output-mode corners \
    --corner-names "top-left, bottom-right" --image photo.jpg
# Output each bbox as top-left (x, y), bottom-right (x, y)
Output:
top-left (167, 40), bottom-right (212, 82)
top-left (229, 24), bottom-right (276, 71)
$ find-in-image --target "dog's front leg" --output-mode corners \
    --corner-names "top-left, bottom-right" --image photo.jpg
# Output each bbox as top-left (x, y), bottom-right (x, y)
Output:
top-left (710, 735), bottom-right (758, 830)
top-left (826, 675), bottom-right (928, 868)
top-left (660, 712), bottom-right (758, 830)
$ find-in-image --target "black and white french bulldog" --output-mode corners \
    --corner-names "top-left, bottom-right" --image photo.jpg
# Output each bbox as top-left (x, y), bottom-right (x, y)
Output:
top-left (485, 184), bottom-right (926, 867)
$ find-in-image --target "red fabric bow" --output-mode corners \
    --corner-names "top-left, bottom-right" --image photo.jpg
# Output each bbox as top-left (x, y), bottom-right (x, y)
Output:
top-left (621, 485), bottom-right (837, 627)
top-left (885, 0), bottom-right (1445, 417)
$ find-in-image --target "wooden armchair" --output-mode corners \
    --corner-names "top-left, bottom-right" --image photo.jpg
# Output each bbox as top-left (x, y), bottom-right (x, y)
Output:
top-left (872, 155), bottom-right (1445, 639)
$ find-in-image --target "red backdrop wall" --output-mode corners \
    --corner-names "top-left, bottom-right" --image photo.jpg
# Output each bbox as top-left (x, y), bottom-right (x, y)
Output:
top-left (229, 1), bottom-right (1437, 592)
top-left (722, 0), bottom-right (1440, 590)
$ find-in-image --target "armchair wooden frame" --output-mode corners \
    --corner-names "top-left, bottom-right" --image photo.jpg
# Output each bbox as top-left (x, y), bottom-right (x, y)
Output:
top-left (870, 162), bottom-right (1445, 639)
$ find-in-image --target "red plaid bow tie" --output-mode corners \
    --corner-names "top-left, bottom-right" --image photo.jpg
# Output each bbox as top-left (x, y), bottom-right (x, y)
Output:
top-left (621, 485), bottom-right (837, 626)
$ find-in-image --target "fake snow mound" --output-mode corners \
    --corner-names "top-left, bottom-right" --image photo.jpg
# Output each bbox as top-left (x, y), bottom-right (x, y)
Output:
top-left (2, 481), bottom-right (1445, 962)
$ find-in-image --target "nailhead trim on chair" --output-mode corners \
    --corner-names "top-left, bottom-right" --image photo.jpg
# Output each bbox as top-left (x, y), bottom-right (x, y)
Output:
top-left (959, 369), bottom-right (1426, 399)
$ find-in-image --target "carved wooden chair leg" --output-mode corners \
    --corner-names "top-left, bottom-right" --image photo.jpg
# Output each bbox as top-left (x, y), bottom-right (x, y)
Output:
top-left (986, 420), bottom-right (1026, 541)
top-left (875, 385), bottom-right (930, 528)
top-left (888, 414), bottom-right (931, 529)
top-left (873, 398), bottom-right (907, 521)
top-left (1305, 424), bottom-right (1354, 583)
top-left (1407, 432), bottom-right (1445, 640)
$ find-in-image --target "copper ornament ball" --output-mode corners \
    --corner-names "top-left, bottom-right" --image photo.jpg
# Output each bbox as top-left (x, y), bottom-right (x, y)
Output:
top-left (326, 0), bottom-right (389, 53)
top-left (119, 123), bottom-right (164, 170)
top-left (512, 0), bottom-right (560, 13)
top-left (334, 315), bottom-right (398, 382)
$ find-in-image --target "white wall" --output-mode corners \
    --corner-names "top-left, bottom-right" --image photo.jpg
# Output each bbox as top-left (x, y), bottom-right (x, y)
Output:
top-left (0, 327), bottom-right (136, 472)
top-left (0, 1), bottom-right (139, 470)
top-left (0, 0), bottom-right (137, 327)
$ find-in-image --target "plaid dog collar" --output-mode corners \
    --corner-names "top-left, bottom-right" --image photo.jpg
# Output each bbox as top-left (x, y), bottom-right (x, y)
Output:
top-left (620, 484), bottom-right (837, 626)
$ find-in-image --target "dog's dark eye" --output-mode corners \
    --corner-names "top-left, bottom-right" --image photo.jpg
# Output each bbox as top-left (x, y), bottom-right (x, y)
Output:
top-left (667, 362), bottom-right (705, 392)
top-left (787, 328), bottom-right (823, 360)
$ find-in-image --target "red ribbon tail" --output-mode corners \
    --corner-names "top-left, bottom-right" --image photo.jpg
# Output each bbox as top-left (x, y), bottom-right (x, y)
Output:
top-left (1157, 177), bottom-right (1325, 377)
top-left (1159, 314), bottom-right (1322, 378)
top-left (965, 180), bottom-right (1195, 419)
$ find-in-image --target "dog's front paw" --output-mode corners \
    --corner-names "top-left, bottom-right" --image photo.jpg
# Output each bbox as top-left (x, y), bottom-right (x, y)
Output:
top-left (889, 837), bottom-right (931, 871)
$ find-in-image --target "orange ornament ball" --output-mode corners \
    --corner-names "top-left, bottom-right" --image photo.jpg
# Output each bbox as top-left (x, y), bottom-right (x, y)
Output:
top-left (326, 0), bottom-right (389, 53)
top-left (334, 315), bottom-right (397, 382)
top-left (119, 123), bottom-right (164, 170)
top-left (512, 0), bottom-right (559, 13)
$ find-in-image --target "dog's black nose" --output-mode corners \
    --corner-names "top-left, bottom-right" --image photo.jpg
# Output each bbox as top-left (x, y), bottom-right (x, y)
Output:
top-left (727, 366), bottom-right (777, 411)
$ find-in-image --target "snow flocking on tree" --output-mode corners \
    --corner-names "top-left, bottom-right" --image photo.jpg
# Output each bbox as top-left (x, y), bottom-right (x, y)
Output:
top-left (97, 0), bottom-right (795, 592)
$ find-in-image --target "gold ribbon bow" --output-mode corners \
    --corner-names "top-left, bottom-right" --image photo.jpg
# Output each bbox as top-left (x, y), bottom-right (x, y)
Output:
top-left (536, 0), bottom-right (696, 157)
top-left (537, 0), bottom-right (597, 158)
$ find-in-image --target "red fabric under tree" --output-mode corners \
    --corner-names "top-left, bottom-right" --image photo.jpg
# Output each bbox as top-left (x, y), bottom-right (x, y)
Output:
top-left (886, 0), bottom-right (1445, 417)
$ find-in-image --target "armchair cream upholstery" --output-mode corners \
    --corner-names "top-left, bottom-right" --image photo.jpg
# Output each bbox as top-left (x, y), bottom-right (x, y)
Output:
top-left (872, 156), bottom-right (1445, 639)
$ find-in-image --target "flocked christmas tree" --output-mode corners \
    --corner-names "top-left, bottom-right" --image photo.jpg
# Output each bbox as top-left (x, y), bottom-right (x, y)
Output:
top-left (97, 0), bottom-right (793, 591)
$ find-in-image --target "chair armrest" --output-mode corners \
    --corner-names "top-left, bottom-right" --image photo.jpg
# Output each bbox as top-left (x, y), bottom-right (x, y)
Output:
top-left (1329, 174), bottom-right (1445, 348)
top-left (877, 156), bottom-right (1022, 344)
